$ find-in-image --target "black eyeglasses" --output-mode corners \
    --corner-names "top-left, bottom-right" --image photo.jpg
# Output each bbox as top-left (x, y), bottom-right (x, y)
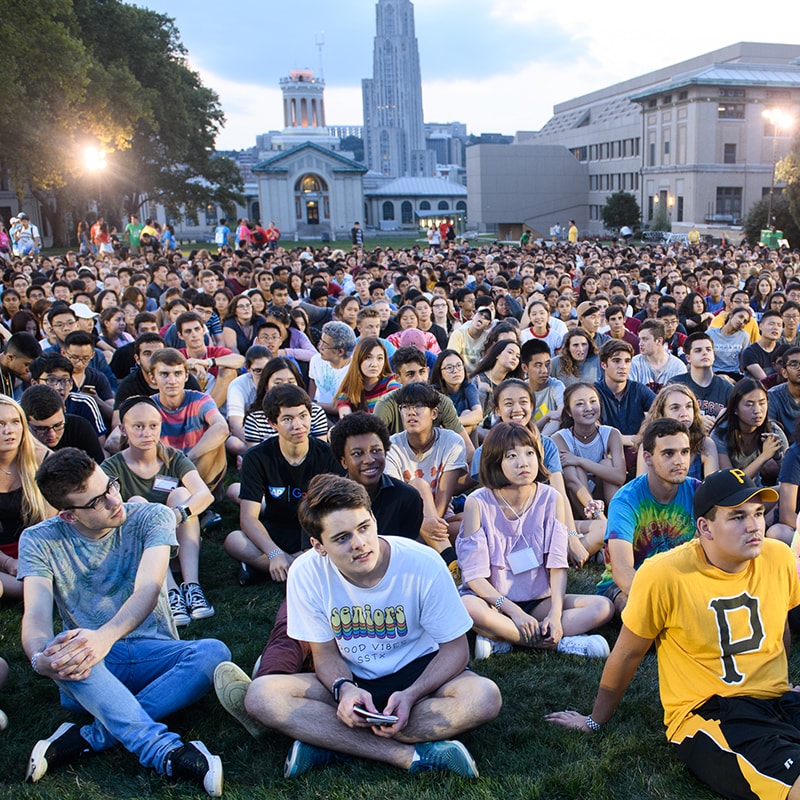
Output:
top-left (66, 477), bottom-right (121, 511)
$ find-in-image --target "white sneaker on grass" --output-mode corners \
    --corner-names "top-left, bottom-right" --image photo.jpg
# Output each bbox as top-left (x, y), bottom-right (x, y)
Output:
top-left (556, 634), bottom-right (610, 658)
top-left (474, 635), bottom-right (513, 661)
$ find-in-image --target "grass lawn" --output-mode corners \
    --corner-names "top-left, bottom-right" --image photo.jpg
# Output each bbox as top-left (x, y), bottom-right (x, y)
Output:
top-left (0, 488), bottom-right (732, 799)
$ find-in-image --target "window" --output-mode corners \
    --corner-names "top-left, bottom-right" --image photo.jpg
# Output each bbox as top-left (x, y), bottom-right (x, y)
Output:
top-left (648, 99), bottom-right (657, 109)
top-left (401, 201), bottom-right (413, 224)
top-left (570, 146), bottom-right (587, 162)
top-left (720, 89), bottom-right (745, 98)
top-left (649, 143), bottom-right (655, 167)
top-left (664, 141), bottom-right (670, 154)
top-left (662, 95), bottom-right (672, 104)
top-left (456, 201), bottom-right (466, 212)
top-left (715, 187), bottom-right (743, 221)
top-left (718, 104), bottom-right (745, 120)
top-left (437, 201), bottom-right (449, 211)
top-left (648, 195), bottom-right (654, 220)
top-left (724, 144), bottom-right (736, 164)
top-left (419, 201), bottom-right (431, 211)
top-left (678, 91), bottom-right (688, 101)
top-left (677, 196), bottom-right (684, 222)
top-left (382, 201), bottom-right (394, 221)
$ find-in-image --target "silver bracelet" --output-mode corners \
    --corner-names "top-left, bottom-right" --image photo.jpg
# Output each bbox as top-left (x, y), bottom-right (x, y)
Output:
top-left (495, 595), bottom-right (506, 610)
top-left (585, 715), bottom-right (601, 732)
top-left (267, 548), bottom-right (284, 561)
top-left (31, 651), bottom-right (43, 675)
top-left (567, 529), bottom-right (581, 537)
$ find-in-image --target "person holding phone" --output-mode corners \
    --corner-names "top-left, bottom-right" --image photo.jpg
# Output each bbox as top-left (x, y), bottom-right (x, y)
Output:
top-left (241, 474), bottom-right (501, 779)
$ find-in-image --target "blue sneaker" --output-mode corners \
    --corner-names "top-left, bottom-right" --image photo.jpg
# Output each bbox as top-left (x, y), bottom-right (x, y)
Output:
top-left (283, 740), bottom-right (339, 778)
top-left (409, 740), bottom-right (479, 778)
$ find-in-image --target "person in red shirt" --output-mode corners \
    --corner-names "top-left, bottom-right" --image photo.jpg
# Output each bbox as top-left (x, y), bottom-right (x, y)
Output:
top-left (175, 312), bottom-right (244, 408)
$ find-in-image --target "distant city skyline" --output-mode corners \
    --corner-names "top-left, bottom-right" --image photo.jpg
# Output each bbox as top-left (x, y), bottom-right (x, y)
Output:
top-left (141, 0), bottom-right (797, 150)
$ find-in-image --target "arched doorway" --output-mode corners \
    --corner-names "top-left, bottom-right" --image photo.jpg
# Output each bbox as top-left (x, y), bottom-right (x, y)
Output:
top-left (294, 174), bottom-right (329, 227)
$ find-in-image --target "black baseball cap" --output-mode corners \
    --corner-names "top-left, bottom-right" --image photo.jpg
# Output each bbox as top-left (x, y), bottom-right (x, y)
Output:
top-left (694, 470), bottom-right (778, 519)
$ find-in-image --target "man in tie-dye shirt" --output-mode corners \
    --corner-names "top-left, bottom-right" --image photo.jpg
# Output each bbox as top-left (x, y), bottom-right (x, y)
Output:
top-left (597, 418), bottom-right (699, 614)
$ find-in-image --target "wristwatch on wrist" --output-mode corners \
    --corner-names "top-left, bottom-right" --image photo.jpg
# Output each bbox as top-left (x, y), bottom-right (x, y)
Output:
top-left (331, 676), bottom-right (357, 702)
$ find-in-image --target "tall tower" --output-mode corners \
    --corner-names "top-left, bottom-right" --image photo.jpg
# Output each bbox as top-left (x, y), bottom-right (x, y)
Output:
top-left (362, 0), bottom-right (430, 177)
top-left (271, 69), bottom-right (340, 152)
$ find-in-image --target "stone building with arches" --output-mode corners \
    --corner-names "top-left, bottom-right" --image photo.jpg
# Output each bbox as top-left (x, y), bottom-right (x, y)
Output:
top-left (253, 142), bottom-right (367, 241)
top-left (363, 176), bottom-right (467, 233)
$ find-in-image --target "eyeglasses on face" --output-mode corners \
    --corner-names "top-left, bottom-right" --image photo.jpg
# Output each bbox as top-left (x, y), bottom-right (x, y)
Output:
top-left (65, 476), bottom-right (121, 511)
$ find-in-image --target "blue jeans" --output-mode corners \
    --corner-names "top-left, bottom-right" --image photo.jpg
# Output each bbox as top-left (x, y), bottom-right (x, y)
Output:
top-left (55, 637), bottom-right (230, 773)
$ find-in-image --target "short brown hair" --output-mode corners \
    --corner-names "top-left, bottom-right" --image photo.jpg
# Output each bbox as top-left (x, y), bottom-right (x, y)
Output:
top-left (150, 347), bottom-right (187, 371)
top-left (298, 474), bottom-right (371, 541)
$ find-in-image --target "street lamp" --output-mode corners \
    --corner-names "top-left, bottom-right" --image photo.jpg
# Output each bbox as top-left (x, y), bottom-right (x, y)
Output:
top-left (762, 108), bottom-right (794, 229)
top-left (83, 146), bottom-right (107, 172)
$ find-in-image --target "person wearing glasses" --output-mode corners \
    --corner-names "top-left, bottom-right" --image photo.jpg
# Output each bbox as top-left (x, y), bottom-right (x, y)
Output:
top-left (308, 321), bottom-right (356, 420)
top-left (61, 331), bottom-right (113, 426)
top-left (20, 385), bottom-right (105, 463)
top-left (29, 354), bottom-right (107, 448)
top-left (17, 447), bottom-right (229, 794)
top-left (225, 345), bottom-right (271, 458)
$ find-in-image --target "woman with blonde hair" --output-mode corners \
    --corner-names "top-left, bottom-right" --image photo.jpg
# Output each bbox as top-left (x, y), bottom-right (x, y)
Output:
top-left (635, 384), bottom-right (718, 480)
top-left (0, 396), bottom-right (51, 601)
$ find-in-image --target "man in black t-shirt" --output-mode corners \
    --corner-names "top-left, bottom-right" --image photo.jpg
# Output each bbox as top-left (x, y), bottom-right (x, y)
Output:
top-left (668, 332), bottom-right (732, 434)
top-left (223, 384), bottom-right (343, 584)
top-left (20, 385), bottom-right (105, 463)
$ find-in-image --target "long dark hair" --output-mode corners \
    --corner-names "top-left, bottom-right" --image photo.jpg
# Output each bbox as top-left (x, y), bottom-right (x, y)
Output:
top-left (247, 357), bottom-right (304, 417)
top-left (711, 377), bottom-right (770, 461)
top-left (471, 339), bottom-right (522, 381)
top-left (430, 349), bottom-right (469, 393)
top-left (559, 381), bottom-right (604, 431)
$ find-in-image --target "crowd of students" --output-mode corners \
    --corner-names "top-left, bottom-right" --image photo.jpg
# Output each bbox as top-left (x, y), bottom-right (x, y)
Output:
top-left (1, 227), bottom-right (800, 797)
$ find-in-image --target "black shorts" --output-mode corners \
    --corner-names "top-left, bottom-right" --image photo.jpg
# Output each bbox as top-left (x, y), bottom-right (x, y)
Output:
top-left (674, 692), bottom-right (800, 800)
top-left (354, 651), bottom-right (437, 710)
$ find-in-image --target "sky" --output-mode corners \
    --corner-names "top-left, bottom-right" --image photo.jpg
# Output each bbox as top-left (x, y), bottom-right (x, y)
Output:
top-left (142, 0), bottom-right (797, 151)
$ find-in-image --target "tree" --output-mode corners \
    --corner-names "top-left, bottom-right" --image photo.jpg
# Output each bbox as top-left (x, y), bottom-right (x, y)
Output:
top-left (742, 194), bottom-right (800, 248)
top-left (601, 191), bottom-right (640, 233)
top-left (0, 0), bottom-right (242, 245)
top-left (339, 136), bottom-right (365, 162)
top-left (776, 133), bottom-right (800, 236)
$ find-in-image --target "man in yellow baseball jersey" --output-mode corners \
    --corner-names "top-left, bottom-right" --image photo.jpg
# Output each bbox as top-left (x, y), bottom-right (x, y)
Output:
top-left (547, 469), bottom-right (800, 800)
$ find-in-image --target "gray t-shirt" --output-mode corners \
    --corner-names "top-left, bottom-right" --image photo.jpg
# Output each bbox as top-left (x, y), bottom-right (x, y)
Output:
top-left (707, 328), bottom-right (750, 374)
top-left (17, 502), bottom-right (178, 640)
top-left (768, 383), bottom-right (800, 443)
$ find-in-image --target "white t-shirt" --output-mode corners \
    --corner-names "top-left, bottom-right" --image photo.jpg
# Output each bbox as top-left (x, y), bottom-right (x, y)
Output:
top-left (226, 372), bottom-right (257, 419)
top-left (385, 428), bottom-right (467, 495)
top-left (308, 354), bottom-right (351, 405)
top-left (287, 536), bottom-right (472, 680)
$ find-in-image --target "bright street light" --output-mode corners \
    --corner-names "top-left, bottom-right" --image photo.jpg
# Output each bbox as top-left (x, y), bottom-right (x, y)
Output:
top-left (83, 146), bottom-right (108, 172)
top-left (762, 108), bottom-right (794, 229)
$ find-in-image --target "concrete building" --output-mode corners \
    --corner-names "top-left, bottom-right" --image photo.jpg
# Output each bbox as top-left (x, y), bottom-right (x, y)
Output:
top-left (362, 0), bottom-right (433, 178)
top-left (363, 176), bottom-right (467, 232)
top-left (467, 145), bottom-right (587, 240)
top-left (469, 42), bottom-right (800, 239)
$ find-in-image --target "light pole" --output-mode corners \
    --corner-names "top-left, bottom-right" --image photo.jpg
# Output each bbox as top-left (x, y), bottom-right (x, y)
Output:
top-left (83, 145), bottom-right (108, 219)
top-left (762, 108), bottom-right (794, 229)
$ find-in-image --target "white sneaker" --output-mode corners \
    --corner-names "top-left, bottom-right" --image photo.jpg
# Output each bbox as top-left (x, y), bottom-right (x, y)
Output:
top-left (473, 635), bottom-right (513, 661)
top-left (556, 634), bottom-right (610, 658)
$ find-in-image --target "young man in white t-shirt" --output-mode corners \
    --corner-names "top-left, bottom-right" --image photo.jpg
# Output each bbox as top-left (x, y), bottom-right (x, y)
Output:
top-left (241, 474), bottom-right (501, 778)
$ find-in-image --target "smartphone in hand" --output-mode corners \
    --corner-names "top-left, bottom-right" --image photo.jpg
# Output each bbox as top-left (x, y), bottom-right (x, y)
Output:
top-left (353, 705), bottom-right (399, 726)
